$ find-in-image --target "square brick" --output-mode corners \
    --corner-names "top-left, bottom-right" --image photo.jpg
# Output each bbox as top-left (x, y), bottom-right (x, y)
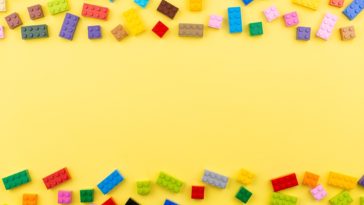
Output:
top-left (340, 26), bottom-right (355, 41)
top-left (263, 6), bottom-right (280, 22)
top-left (311, 185), bottom-right (327, 201)
top-left (191, 186), bottom-right (205, 199)
top-left (88, 25), bottom-right (102, 39)
top-left (152, 21), bottom-right (169, 38)
top-left (5, 12), bottom-right (23, 29)
top-left (23, 194), bottom-right (37, 205)
top-left (28, 4), bottom-right (44, 20)
top-left (249, 22), bottom-right (263, 36)
top-left (111, 24), bottom-right (128, 41)
top-left (283, 11), bottom-right (299, 27)
top-left (208, 15), bottom-right (223, 29)
top-left (296, 27), bottom-right (311, 41)
top-left (58, 191), bottom-right (72, 204)
top-left (0, 26), bottom-right (4, 39)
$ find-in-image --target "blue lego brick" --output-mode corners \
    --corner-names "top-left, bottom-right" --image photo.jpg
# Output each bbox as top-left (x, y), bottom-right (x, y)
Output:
top-left (97, 170), bottom-right (124, 195)
top-left (134, 0), bottom-right (149, 8)
top-left (228, 7), bottom-right (242, 33)
top-left (164, 199), bottom-right (178, 205)
top-left (21, 24), bottom-right (48, 40)
top-left (343, 0), bottom-right (364, 20)
top-left (242, 0), bottom-right (253, 5)
top-left (59, 13), bottom-right (79, 40)
top-left (88, 25), bottom-right (101, 39)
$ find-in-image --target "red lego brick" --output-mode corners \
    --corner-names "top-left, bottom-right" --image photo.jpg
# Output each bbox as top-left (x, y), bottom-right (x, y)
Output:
top-left (152, 21), bottom-right (169, 38)
top-left (42, 167), bottom-right (71, 189)
top-left (271, 173), bottom-right (298, 192)
top-left (191, 186), bottom-right (205, 199)
top-left (329, 0), bottom-right (344, 8)
top-left (102, 197), bottom-right (116, 205)
top-left (81, 3), bottom-right (109, 20)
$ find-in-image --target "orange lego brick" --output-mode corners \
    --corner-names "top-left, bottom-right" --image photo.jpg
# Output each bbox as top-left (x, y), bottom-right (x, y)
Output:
top-left (23, 194), bottom-right (37, 205)
top-left (302, 172), bottom-right (319, 188)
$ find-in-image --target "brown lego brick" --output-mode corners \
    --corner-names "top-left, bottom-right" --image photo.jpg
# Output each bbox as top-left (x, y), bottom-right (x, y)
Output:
top-left (28, 4), bottom-right (44, 20)
top-left (340, 26), bottom-right (355, 41)
top-left (179, 23), bottom-right (204, 37)
top-left (5, 12), bottom-right (23, 29)
top-left (157, 0), bottom-right (179, 19)
top-left (111, 24), bottom-right (128, 41)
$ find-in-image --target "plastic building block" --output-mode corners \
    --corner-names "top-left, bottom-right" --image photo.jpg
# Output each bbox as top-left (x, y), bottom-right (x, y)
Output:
top-left (249, 22), bottom-right (263, 36)
top-left (302, 172), bottom-right (319, 187)
top-left (21, 25), bottom-right (48, 40)
top-left (235, 186), bottom-right (252, 203)
top-left (157, 0), bottom-right (179, 19)
top-left (237, 169), bottom-right (255, 185)
top-left (80, 189), bottom-right (94, 203)
top-left (48, 0), bottom-right (69, 15)
top-left (202, 170), bottom-right (229, 189)
top-left (329, 191), bottom-right (353, 205)
top-left (152, 21), bottom-right (169, 38)
top-left (111, 24), bottom-right (128, 41)
top-left (242, 0), bottom-right (253, 5)
top-left (23, 194), bottom-right (37, 205)
top-left (125, 198), bottom-right (139, 205)
top-left (0, 26), bottom-right (4, 39)
top-left (228, 7), bottom-right (242, 33)
top-left (28, 4), bottom-right (44, 20)
top-left (191, 186), bottom-right (204, 199)
top-left (5, 13), bottom-right (23, 29)
top-left (327, 172), bottom-right (357, 189)
top-left (271, 173), bottom-right (298, 192)
top-left (208, 15), bottom-right (223, 29)
top-left (310, 185), bottom-right (327, 201)
top-left (135, 0), bottom-right (149, 8)
top-left (97, 169), bottom-right (124, 195)
top-left (263, 6), bottom-right (280, 22)
top-left (360, 197), bottom-right (364, 205)
top-left (343, 0), bottom-right (364, 20)
top-left (0, 0), bottom-right (5, 12)
top-left (59, 13), bottom-right (79, 40)
top-left (42, 167), bottom-right (71, 189)
top-left (156, 172), bottom-right (183, 193)
top-left (271, 193), bottom-right (298, 205)
top-left (164, 199), bottom-right (178, 205)
top-left (88, 25), bottom-right (102, 39)
top-left (179, 23), bottom-right (204, 37)
top-left (102, 198), bottom-right (116, 205)
top-left (316, 13), bottom-right (337, 40)
top-left (58, 191), bottom-right (72, 204)
top-left (340, 26), bottom-right (355, 40)
top-left (2, 170), bottom-right (31, 190)
top-left (137, 180), bottom-right (152, 195)
top-left (190, 0), bottom-right (202, 11)
top-left (358, 175), bottom-right (364, 187)
top-left (283, 11), bottom-right (299, 27)
top-left (329, 0), bottom-right (344, 7)
top-left (82, 3), bottom-right (108, 20)
top-left (292, 0), bottom-right (320, 10)
top-left (123, 8), bottom-right (145, 35)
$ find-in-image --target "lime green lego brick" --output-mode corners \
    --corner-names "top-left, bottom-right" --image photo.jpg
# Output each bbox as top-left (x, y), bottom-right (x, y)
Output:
top-left (329, 191), bottom-right (353, 205)
top-left (137, 181), bottom-right (152, 195)
top-left (360, 197), bottom-right (364, 205)
top-left (2, 170), bottom-right (31, 190)
top-left (271, 192), bottom-right (298, 205)
top-left (292, 0), bottom-right (320, 10)
top-left (156, 172), bottom-right (183, 193)
top-left (47, 0), bottom-right (69, 15)
top-left (123, 8), bottom-right (145, 35)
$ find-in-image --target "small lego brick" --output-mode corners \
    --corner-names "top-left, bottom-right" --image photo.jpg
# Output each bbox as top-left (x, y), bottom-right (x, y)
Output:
top-left (327, 171), bottom-right (357, 189)
top-left (242, 0), bottom-right (253, 5)
top-left (237, 169), bottom-right (255, 185)
top-left (21, 25), bottom-right (48, 40)
top-left (82, 3), bottom-right (108, 20)
top-left (310, 185), bottom-right (327, 201)
top-left (134, 0), bottom-right (149, 8)
top-left (302, 172), bottom-right (319, 187)
top-left (283, 11), bottom-right (299, 27)
top-left (80, 189), bottom-right (94, 203)
top-left (249, 22), bottom-right (263, 36)
top-left (0, 0), bottom-right (5, 12)
top-left (0, 26), bottom-right (4, 39)
top-left (58, 191), bottom-right (72, 204)
top-left (263, 6), bottom-right (280, 22)
top-left (48, 0), bottom-right (69, 15)
top-left (271, 193), bottom-right (298, 205)
top-left (340, 26), bottom-right (355, 40)
top-left (123, 8), bottom-right (145, 35)
top-left (88, 25), bottom-right (102, 39)
top-left (179, 23), bottom-right (204, 37)
top-left (360, 197), bottom-right (364, 205)
top-left (23, 194), bottom-right (37, 205)
top-left (42, 167), bottom-right (71, 189)
top-left (157, 0), bottom-right (179, 19)
top-left (316, 13), bottom-right (337, 40)
top-left (292, 0), bottom-right (320, 10)
top-left (97, 169), bottom-right (124, 195)
top-left (5, 13), bottom-right (23, 29)
top-left (343, 0), bottom-right (364, 20)
top-left (228, 7), bottom-right (242, 33)
top-left (59, 13), bottom-right (80, 40)
top-left (329, 191), bottom-right (353, 205)
top-left (2, 170), bottom-right (31, 190)
top-left (164, 199), bottom-right (178, 205)
top-left (191, 186), bottom-right (204, 199)
top-left (156, 172), bottom-right (183, 193)
top-left (152, 21), bottom-right (169, 38)
top-left (28, 4), bottom-right (44, 20)
top-left (208, 15), bottom-right (223, 29)
top-left (271, 173), bottom-right (298, 192)
top-left (358, 175), bottom-right (364, 187)
top-left (235, 186), bottom-right (252, 203)
top-left (137, 180), bottom-right (152, 195)
top-left (125, 198), bottom-right (139, 205)
top-left (202, 170), bottom-right (229, 189)
top-left (190, 0), bottom-right (202, 11)
top-left (329, 0), bottom-right (344, 7)
top-left (111, 24), bottom-right (128, 41)
top-left (102, 198), bottom-right (116, 205)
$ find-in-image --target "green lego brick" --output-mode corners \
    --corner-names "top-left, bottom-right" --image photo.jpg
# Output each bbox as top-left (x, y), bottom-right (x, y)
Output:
top-left (137, 180), bottom-right (152, 195)
top-left (329, 191), bottom-right (353, 205)
top-left (2, 170), bottom-right (31, 190)
top-left (360, 197), bottom-right (364, 205)
top-left (21, 25), bottom-right (48, 40)
top-left (80, 189), bottom-right (94, 203)
top-left (249, 22), bottom-right (263, 36)
top-left (156, 172), bottom-right (183, 193)
top-left (271, 192), bottom-right (297, 205)
top-left (235, 186), bottom-right (252, 203)
top-left (47, 0), bottom-right (69, 15)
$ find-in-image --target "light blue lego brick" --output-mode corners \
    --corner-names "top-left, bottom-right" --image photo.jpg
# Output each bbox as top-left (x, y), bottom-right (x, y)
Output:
top-left (134, 0), bottom-right (149, 8)
top-left (242, 0), bottom-right (253, 5)
top-left (97, 170), bottom-right (124, 195)
top-left (343, 0), bottom-right (364, 20)
top-left (228, 7), bottom-right (242, 33)
top-left (164, 199), bottom-right (178, 205)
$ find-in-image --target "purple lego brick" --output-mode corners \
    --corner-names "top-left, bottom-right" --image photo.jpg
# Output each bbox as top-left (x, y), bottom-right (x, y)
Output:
top-left (58, 190), bottom-right (72, 204)
top-left (310, 185), bottom-right (327, 201)
top-left (88, 25), bottom-right (101, 39)
top-left (358, 175), bottom-right (364, 186)
top-left (316, 13), bottom-right (337, 40)
top-left (59, 13), bottom-right (79, 40)
top-left (296, 26), bottom-right (311, 40)
top-left (283, 11), bottom-right (299, 27)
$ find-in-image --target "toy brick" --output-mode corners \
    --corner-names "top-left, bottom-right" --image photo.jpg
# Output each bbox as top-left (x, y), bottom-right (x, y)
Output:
top-left (329, 191), bottom-right (353, 205)
top-left (111, 24), bottom-right (128, 41)
top-left (361, 197), bottom-right (364, 205)
top-left (152, 21), bottom-right (168, 38)
top-left (42, 167), bottom-right (71, 189)
top-left (237, 169), bottom-right (255, 185)
top-left (242, 0), bottom-right (254, 5)
top-left (137, 180), bottom-right (152, 195)
top-left (263, 6), bottom-right (280, 22)
top-left (88, 25), bottom-right (102, 39)
top-left (58, 190), bottom-right (72, 204)
top-left (23, 194), bottom-right (37, 205)
top-left (179, 23), bottom-right (204, 37)
top-left (271, 193), bottom-right (298, 205)
top-left (235, 186), bottom-right (252, 203)
top-left (5, 12), bottom-right (23, 29)
top-left (191, 186), bottom-right (204, 199)
top-left (327, 172), bottom-right (357, 189)
top-left (358, 175), bottom-right (364, 186)
top-left (21, 25), bottom-right (48, 40)
top-left (125, 198), bottom-right (139, 205)
top-left (134, 0), bottom-right (149, 8)
top-left (228, 7), bottom-right (242, 33)
top-left (2, 170), bottom-right (31, 190)
top-left (271, 173), bottom-right (298, 192)
top-left (190, 0), bottom-right (202, 11)
top-left (123, 8), bottom-right (145, 35)
top-left (0, 0), bottom-right (5, 12)
top-left (102, 198), bottom-right (116, 205)
top-left (156, 172), bottom-right (183, 193)
top-left (343, 0), bottom-right (364, 20)
top-left (164, 199), bottom-right (178, 205)
top-left (249, 22), bottom-right (263, 36)
top-left (28, 4), bottom-right (44, 20)
top-left (292, 0), bottom-right (320, 10)
top-left (157, 0), bottom-right (179, 19)
top-left (202, 170), bottom-right (229, 189)
top-left (329, 0), bottom-right (344, 7)
top-left (59, 13), bottom-right (79, 40)
top-left (208, 15), bottom-right (223, 29)
top-left (48, 0), bottom-right (69, 15)
top-left (82, 3), bottom-right (108, 20)
top-left (297, 27), bottom-right (312, 40)
top-left (316, 13), bottom-right (337, 40)
top-left (97, 169), bottom-right (124, 195)
top-left (0, 26), bottom-right (4, 39)
top-left (283, 11), bottom-right (299, 27)
top-left (302, 171), bottom-right (319, 187)
top-left (310, 184), bottom-right (327, 201)
top-left (80, 189), bottom-right (94, 203)
top-left (340, 26), bottom-right (355, 40)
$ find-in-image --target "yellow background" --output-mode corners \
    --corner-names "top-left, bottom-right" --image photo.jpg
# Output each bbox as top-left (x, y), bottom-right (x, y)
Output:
top-left (1, 0), bottom-right (364, 204)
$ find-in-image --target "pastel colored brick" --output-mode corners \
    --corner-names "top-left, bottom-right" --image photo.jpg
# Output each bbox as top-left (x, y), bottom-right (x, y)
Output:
top-left (327, 171), bottom-right (357, 189)
top-left (152, 21), bottom-right (169, 38)
top-left (58, 190), bottom-right (72, 204)
top-left (156, 172), bottom-right (183, 193)
top-left (123, 8), bottom-right (145, 35)
top-left (283, 11), bottom-right (299, 27)
top-left (48, 0), bottom-right (69, 15)
top-left (329, 0), bottom-right (344, 7)
top-left (111, 24), bottom-right (128, 41)
top-left (302, 171), bottom-right (319, 187)
top-left (228, 7), bottom-right (242, 33)
top-left (43, 167), bottom-right (70, 189)
top-left (340, 26), bottom-right (355, 41)
top-left (329, 191), bottom-right (353, 205)
top-left (190, 0), bottom-right (202, 11)
top-left (5, 12), bottom-right (23, 29)
top-left (59, 13), bottom-right (79, 40)
top-left (80, 189), bottom-right (94, 203)
top-left (82, 3), bottom-right (108, 20)
top-left (208, 15), bottom-right (223, 29)
top-left (235, 186), bottom-right (252, 203)
top-left (237, 169), bottom-right (255, 185)
top-left (21, 25), bottom-right (48, 40)
top-left (157, 0), bottom-right (179, 19)
top-left (271, 173), bottom-right (298, 192)
top-left (202, 169), bottom-right (228, 189)
top-left (88, 25), bottom-right (102, 39)
top-left (263, 6), bottom-right (280, 22)
top-left (191, 186), bottom-right (204, 199)
top-left (343, 0), bottom-right (364, 20)
top-left (249, 22), bottom-right (263, 36)
top-left (271, 192), bottom-right (298, 205)
top-left (316, 13), bottom-right (337, 40)
top-left (28, 4), bottom-right (44, 20)
top-left (134, 0), bottom-right (149, 8)
top-left (179, 23), bottom-right (204, 37)
top-left (292, 0), bottom-right (320, 10)
top-left (136, 180), bottom-right (152, 195)
top-left (311, 185), bottom-right (327, 201)
top-left (0, 0), bottom-right (5, 12)
top-left (23, 194), bottom-right (37, 205)
top-left (2, 170), bottom-right (31, 190)
top-left (0, 26), bottom-right (4, 39)
top-left (164, 199), bottom-right (178, 205)
top-left (97, 169), bottom-right (124, 194)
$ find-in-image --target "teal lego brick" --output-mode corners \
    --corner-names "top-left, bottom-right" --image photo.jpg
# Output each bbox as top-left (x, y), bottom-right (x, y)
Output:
top-left (2, 170), bottom-right (31, 190)
top-left (21, 25), bottom-right (48, 40)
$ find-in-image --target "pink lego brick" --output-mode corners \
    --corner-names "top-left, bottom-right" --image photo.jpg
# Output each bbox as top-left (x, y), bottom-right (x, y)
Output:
top-left (263, 6), bottom-right (280, 22)
top-left (58, 190), bottom-right (72, 204)
top-left (316, 13), bottom-right (337, 40)
top-left (0, 26), bottom-right (4, 39)
top-left (310, 185), bottom-right (327, 201)
top-left (208, 15), bottom-right (223, 29)
top-left (283, 11), bottom-right (299, 27)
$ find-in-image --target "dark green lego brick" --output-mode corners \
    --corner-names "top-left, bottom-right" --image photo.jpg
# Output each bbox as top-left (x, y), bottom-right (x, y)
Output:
top-left (249, 22), bottom-right (263, 36)
top-left (80, 189), bottom-right (94, 203)
top-left (2, 170), bottom-right (31, 190)
top-left (235, 186), bottom-right (252, 203)
top-left (21, 24), bottom-right (48, 40)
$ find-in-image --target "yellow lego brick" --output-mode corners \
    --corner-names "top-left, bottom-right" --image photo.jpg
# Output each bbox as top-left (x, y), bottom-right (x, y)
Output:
top-left (327, 172), bottom-right (357, 190)
top-left (237, 169), bottom-right (255, 185)
top-left (123, 8), bottom-right (145, 35)
top-left (292, 0), bottom-right (320, 10)
top-left (189, 0), bottom-right (202, 11)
